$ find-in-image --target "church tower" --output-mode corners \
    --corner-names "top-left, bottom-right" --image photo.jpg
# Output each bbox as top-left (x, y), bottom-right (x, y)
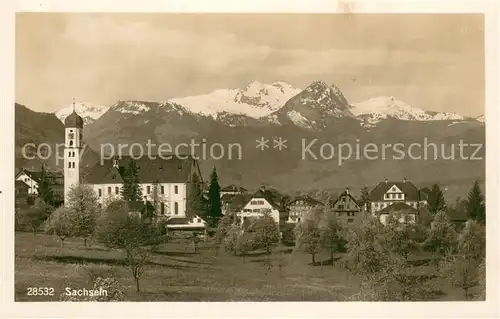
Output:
top-left (64, 98), bottom-right (84, 205)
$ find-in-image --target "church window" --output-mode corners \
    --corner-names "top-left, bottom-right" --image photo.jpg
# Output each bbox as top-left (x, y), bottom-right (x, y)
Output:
top-left (147, 186), bottom-right (151, 194)
top-left (161, 185), bottom-right (164, 194)
top-left (115, 187), bottom-right (119, 194)
top-left (69, 140), bottom-right (73, 146)
top-left (161, 202), bottom-right (165, 214)
top-left (174, 202), bottom-right (179, 215)
top-left (72, 162), bottom-right (75, 168)
top-left (108, 187), bottom-right (111, 194)
top-left (174, 185), bottom-right (178, 194)
top-left (98, 189), bottom-right (102, 197)
top-left (68, 162), bottom-right (71, 168)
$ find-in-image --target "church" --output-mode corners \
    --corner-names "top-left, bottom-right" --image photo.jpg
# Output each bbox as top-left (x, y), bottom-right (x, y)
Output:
top-left (63, 103), bottom-right (205, 222)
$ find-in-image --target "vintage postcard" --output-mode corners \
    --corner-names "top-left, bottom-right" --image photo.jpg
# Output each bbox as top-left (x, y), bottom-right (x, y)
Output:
top-left (1, 0), bottom-right (499, 318)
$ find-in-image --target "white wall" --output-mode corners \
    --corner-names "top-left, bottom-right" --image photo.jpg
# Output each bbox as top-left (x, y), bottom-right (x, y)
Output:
top-left (91, 182), bottom-right (187, 217)
top-left (237, 198), bottom-right (280, 225)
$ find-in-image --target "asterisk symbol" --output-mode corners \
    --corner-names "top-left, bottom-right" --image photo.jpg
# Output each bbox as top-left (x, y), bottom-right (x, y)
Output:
top-left (256, 137), bottom-right (270, 151)
top-left (273, 137), bottom-right (287, 151)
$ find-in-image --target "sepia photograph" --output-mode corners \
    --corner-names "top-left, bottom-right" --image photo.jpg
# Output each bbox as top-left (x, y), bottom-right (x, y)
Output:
top-left (3, 3), bottom-right (497, 315)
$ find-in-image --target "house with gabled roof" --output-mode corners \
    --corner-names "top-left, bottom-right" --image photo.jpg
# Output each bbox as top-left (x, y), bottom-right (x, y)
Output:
top-left (331, 188), bottom-right (362, 224)
top-left (220, 184), bottom-right (248, 197)
top-left (369, 178), bottom-right (427, 225)
top-left (235, 187), bottom-right (287, 226)
top-left (377, 202), bottom-right (418, 225)
top-left (286, 195), bottom-right (324, 224)
top-left (15, 168), bottom-right (64, 202)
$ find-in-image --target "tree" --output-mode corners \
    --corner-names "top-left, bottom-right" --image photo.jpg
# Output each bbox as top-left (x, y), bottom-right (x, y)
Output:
top-left (466, 180), bottom-right (485, 224)
top-left (294, 208), bottom-right (323, 265)
top-left (120, 159), bottom-right (143, 203)
top-left (236, 232), bottom-right (256, 261)
top-left (95, 200), bottom-right (165, 293)
top-left (423, 211), bottom-right (457, 261)
top-left (214, 212), bottom-right (236, 254)
top-left (344, 216), bottom-right (389, 275)
top-left (320, 211), bottom-right (345, 265)
top-left (151, 180), bottom-right (161, 217)
top-left (37, 163), bottom-right (55, 206)
top-left (440, 254), bottom-right (481, 300)
top-left (384, 212), bottom-right (420, 260)
top-left (457, 220), bottom-right (485, 261)
top-left (223, 224), bottom-right (241, 255)
top-left (44, 206), bottom-right (75, 247)
top-left (17, 198), bottom-right (53, 235)
top-left (66, 184), bottom-right (100, 246)
top-left (359, 186), bottom-right (371, 214)
top-left (427, 184), bottom-right (446, 215)
top-left (206, 167), bottom-right (222, 227)
top-left (187, 173), bottom-right (205, 218)
top-left (250, 213), bottom-right (280, 254)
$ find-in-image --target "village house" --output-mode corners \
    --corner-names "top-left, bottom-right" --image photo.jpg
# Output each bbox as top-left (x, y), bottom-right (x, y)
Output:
top-left (15, 168), bottom-right (64, 204)
top-left (369, 178), bottom-right (427, 225)
top-left (235, 187), bottom-right (287, 226)
top-left (220, 184), bottom-right (248, 197)
top-left (331, 188), bottom-right (362, 224)
top-left (286, 195), bottom-right (324, 224)
top-left (63, 106), bottom-right (207, 230)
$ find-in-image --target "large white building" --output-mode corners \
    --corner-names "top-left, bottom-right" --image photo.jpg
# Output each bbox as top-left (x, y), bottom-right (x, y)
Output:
top-left (63, 106), bottom-right (205, 220)
top-left (369, 178), bottom-right (428, 225)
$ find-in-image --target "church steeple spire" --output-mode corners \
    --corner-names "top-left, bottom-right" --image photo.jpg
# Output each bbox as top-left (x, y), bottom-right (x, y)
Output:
top-left (72, 97), bottom-right (76, 112)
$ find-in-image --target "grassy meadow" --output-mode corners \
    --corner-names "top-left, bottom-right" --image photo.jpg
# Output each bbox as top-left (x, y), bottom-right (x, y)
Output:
top-left (15, 231), bottom-right (475, 302)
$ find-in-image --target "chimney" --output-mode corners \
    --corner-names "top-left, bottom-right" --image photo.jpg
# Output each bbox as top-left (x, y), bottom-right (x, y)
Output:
top-left (345, 187), bottom-right (350, 195)
top-left (403, 177), bottom-right (407, 183)
top-left (113, 158), bottom-right (119, 168)
top-left (384, 178), bottom-right (388, 183)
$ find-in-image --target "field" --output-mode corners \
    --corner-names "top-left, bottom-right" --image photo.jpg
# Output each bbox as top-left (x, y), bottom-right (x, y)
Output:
top-left (15, 232), bottom-right (473, 301)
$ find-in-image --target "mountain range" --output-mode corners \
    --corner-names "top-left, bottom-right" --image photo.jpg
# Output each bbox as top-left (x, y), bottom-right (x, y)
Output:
top-left (19, 80), bottom-right (485, 200)
top-left (55, 81), bottom-right (481, 128)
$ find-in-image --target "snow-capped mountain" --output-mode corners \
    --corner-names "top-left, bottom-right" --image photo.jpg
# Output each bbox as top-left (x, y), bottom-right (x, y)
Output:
top-left (55, 81), bottom-right (475, 131)
top-left (268, 81), bottom-right (355, 130)
top-left (55, 102), bottom-right (109, 125)
top-left (350, 96), bottom-right (465, 128)
top-left (168, 81), bottom-right (301, 119)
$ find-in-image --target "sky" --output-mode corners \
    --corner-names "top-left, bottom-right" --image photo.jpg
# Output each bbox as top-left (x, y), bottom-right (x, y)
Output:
top-left (15, 13), bottom-right (484, 116)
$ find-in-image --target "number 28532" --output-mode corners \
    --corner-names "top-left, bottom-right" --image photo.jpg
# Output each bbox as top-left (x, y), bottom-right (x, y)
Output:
top-left (27, 287), bottom-right (55, 296)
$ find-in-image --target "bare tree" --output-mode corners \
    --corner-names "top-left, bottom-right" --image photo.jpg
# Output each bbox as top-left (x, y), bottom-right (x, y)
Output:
top-left (66, 184), bottom-right (100, 246)
top-left (44, 206), bottom-right (75, 247)
top-left (95, 200), bottom-right (166, 293)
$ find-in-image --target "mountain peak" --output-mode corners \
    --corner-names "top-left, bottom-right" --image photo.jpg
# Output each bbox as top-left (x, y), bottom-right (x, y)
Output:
top-left (55, 102), bottom-right (109, 125)
top-left (350, 96), bottom-right (466, 127)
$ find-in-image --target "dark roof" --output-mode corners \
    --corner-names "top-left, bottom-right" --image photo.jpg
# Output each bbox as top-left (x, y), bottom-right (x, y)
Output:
top-left (378, 202), bottom-right (418, 214)
top-left (84, 155), bottom-right (196, 184)
top-left (331, 191), bottom-right (359, 208)
top-left (17, 169), bottom-right (64, 185)
top-left (289, 195), bottom-right (324, 207)
top-left (251, 187), bottom-right (287, 211)
top-left (64, 111), bottom-right (84, 128)
top-left (447, 209), bottom-right (469, 222)
top-left (369, 181), bottom-right (420, 201)
top-left (221, 184), bottom-right (248, 192)
top-left (223, 193), bottom-right (252, 211)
